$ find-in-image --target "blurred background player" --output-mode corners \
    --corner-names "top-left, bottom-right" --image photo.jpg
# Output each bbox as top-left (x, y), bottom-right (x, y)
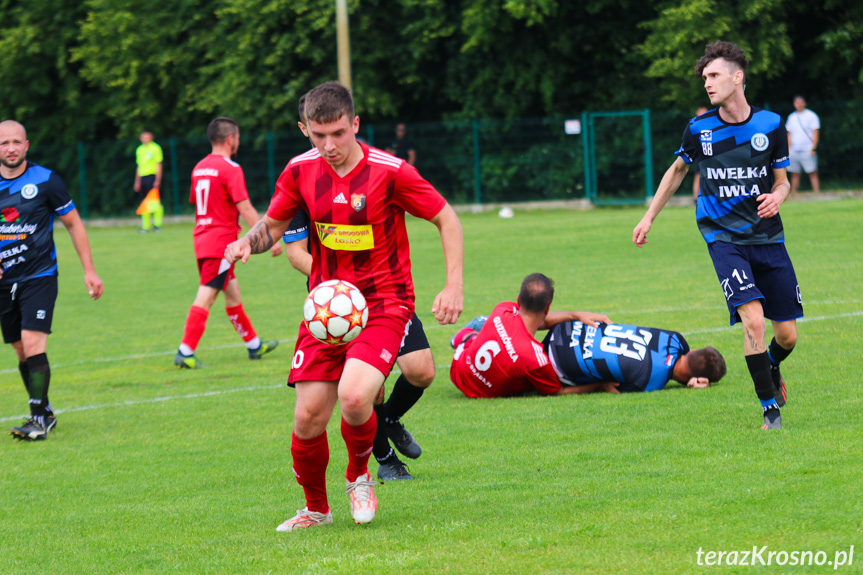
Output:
top-left (633, 41), bottom-right (801, 430)
top-left (286, 96), bottom-right (434, 482)
top-left (225, 82), bottom-right (464, 532)
top-left (133, 129), bottom-right (165, 233)
top-left (785, 95), bottom-right (821, 194)
top-left (174, 117), bottom-right (282, 369)
top-left (544, 321), bottom-right (726, 393)
top-left (1, 120), bottom-right (104, 441)
top-left (386, 123), bottom-right (416, 166)
top-left (450, 273), bottom-right (610, 399)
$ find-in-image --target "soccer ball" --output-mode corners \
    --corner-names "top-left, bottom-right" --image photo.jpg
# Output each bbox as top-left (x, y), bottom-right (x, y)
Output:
top-left (303, 280), bottom-right (369, 345)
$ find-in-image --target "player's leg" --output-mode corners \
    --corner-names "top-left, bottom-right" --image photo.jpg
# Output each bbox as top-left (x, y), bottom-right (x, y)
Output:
top-left (278, 379), bottom-right (339, 532)
top-left (138, 175), bottom-right (156, 232)
top-left (222, 277), bottom-right (278, 360)
top-left (176, 259), bottom-right (226, 368)
top-left (339, 358), bottom-right (386, 524)
top-left (371, 383), bottom-right (411, 479)
top-left (152, 199), bottom-right (164, 231)
top-left (769, 320), bottom-right (797, 407)
top-left (788, 155), bottom-right (801, 195)
top-left (808, 171), bottom-right (820, 194)
top-left (738, 301), bottom-right (781, 429)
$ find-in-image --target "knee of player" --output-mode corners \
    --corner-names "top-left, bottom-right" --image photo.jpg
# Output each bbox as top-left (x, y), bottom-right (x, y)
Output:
top-left (776, 329), bottom-right (798, 349)
top-left (741, 314), bottom-right (767, 340)
top-left (337, 391), bottom-right (371, 419)
top-left (293, 404), bottom-right (328, 432)
top-left (405, 363), bottom-right (435, 388)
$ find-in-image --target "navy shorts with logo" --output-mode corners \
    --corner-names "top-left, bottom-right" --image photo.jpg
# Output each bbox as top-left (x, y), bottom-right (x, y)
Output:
top-left (0, 276), bottom-right (59, 343)
top-left (398, 312), bottom-right (430, 357)
top-left (707, 241), bottom-right (803, 326)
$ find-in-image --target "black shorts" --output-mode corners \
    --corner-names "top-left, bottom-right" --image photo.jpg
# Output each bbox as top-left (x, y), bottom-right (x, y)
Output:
top-left (707, 241), bottom-right (804, 326)
top-left (397, 312), bottom-right (430, 357)
top-left (137, 174), bottom-right (157, 204)
top-left (0, 276), bottom-right (59, 343)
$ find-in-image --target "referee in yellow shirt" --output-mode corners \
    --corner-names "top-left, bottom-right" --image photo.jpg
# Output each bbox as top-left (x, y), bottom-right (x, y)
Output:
top-left (134, 129), bottom-right (165, 232)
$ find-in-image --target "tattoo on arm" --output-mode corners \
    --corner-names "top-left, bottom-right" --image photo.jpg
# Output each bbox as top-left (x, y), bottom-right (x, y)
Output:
top-left (247, 220), bottom-right (275, 254)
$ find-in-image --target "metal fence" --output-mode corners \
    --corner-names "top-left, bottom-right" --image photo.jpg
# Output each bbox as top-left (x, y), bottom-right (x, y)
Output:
top-left (26, 100), bottom-right (863, 219)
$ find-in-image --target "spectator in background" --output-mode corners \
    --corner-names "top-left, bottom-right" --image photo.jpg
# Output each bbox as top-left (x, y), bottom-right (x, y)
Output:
top-left (692, 106), bottom-right (709, 201)
top-left (786, 96), bottom-right (821, 194)
top-left (386, 123), bottom-right (416, 166)
top-left (134, 129), bottom-right (165, 232)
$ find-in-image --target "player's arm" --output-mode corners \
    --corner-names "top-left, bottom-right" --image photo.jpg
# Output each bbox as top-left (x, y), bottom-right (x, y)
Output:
top-left (541, 311), bottom-right (612, 330)
top-left (811, 129), bottom-right (820, 153)
top-left (225, 215), bottom-right (290, 264)
top-left (236, 199), bottom-right (283, 257)
top-left (428, 203), bottom-right (464, 325)
top-left (408, 148), bottom-right (416, 166)
top-left (555, 382), bottom-right (620, 395)
top-left (154, 162), bottom-right (163, 190)
top-left (633, 156), bottom-right (690, 247)
top-left (285, 241), bottom-right (312, 276)
top-left (756, 167), bottom-right (790, 219)
top-left (58, 209), bottom-right (104, 300)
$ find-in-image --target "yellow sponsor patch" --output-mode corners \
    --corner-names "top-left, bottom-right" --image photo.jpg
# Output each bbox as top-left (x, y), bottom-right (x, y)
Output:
top-left (315, 222), bottom-right (374, 251)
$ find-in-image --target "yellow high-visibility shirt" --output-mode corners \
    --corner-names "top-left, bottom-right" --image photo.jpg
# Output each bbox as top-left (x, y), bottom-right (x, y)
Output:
top-left (136, 141), bottom-right (163, 176)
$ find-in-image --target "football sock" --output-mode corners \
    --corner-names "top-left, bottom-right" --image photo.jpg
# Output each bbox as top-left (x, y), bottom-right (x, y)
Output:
top-left (767, 337), bottom-right (794, 367)
top-left (225, 304), bottom-right (258, 345)
top-left (26, 353), bottom-right (50, 422)
top-left (291, 431), bottom-right (330, 514)
top-left (746, 352), bottom-right (776, 403)
top-left (18, 360), bottom-right (30, 395)
top-left (384, 375), bottom-right (425, 423)
top-left (342, 411), bottom-right (377, 482)
top-left (152, 201), bottom-right (164, 228)
top-left (140, 214), bottom-right (152, 231)
top-left (180, 305), bottom-right (209, 353)
top-left (372, 403), bottom-right (394, 462)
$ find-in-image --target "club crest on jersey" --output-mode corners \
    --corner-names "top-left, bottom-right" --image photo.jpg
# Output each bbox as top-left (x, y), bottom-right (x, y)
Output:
top-left (751, 133), bottom-right (769, 152)
top-left (21, 184), bottom-right (38, 199)
top-left (351, 192), bottom-right (366, 212)
top-left (700, 130), bottom-right (713, 142)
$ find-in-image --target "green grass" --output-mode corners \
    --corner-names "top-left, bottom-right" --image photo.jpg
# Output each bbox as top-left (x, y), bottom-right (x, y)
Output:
top-left (2, 199), bottom-right (862, 574)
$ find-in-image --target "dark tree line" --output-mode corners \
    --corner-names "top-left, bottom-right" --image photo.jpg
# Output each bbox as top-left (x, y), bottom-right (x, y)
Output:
top-left (1, 0), bottom-right (860, 144)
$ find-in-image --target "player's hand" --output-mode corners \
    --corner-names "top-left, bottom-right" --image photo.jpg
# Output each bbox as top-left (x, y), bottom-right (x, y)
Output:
top-left (686, 377), bottom-right (710, 388)
top-left (269, 242), bottom-right (284, 258)
top-left (134, 182), bottom-right (141, 193)
top-left (85, 270), bottom-right (104, 300)
top-left (756, 193), bottom-right (781, 219)
top-left (602, 382), bottom-right (621, 394)
top-left (632, 217), bottom-right (652, 247)
top-left (225, 238), bottom-right (252, 264)
top-left (575, 311), bottom-right (612, 328)
top-left (432, 285), bottom-right (464, 325)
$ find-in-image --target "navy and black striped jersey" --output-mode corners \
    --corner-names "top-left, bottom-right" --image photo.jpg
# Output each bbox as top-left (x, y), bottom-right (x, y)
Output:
top-left (0, 162), bottom-right (75, 285)
top-left (678, 107), bottom-right (789, 245)
top-left (282, 208), bottom-right (309, 244)
top-left (542, 322), bottom-right (690, 392)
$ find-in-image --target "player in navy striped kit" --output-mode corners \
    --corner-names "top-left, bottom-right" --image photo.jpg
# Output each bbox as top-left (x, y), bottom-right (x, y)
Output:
top-left (633, 41), bottom-right (802, 429)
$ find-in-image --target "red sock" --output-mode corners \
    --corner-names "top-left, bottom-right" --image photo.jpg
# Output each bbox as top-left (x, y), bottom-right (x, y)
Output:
top-left (291, 432), bottom-right (330, 513)
top-left (341, 411), bottom-right (377, 482)
top-left (181, 306), bottom-right (209, 351)
top-left (225, 304), bottom-right (257, 343)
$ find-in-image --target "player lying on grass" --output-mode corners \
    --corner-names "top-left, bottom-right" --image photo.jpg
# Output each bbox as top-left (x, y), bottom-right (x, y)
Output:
top-left (542, 321), bottom-right (726, 393)
top-left (449, 273), bottom-right (610, 398)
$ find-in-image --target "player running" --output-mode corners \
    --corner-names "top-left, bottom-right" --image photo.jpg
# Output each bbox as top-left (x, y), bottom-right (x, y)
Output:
top-left (224, 82), bottom-right (464, 531)
top-left (544, 321), bottom-right (726, 393)
top-left (174, 117), bottom-right (282, 369)
top-left (1, 120), bottom-right (104, 440)
top-left (633, 41), bottom-right (801, 429)
top-left (450, 273), bottom-right (610, 399)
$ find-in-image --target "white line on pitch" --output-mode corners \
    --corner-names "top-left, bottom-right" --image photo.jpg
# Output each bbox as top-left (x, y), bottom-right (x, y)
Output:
top-left (682, 310), bottom-right (863, 336)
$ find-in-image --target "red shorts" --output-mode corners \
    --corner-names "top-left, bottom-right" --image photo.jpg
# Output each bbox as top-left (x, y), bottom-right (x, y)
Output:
top-left (197, 258), bottom-right (236, 290)
top-left (288, 300), bottom-right (413, 385)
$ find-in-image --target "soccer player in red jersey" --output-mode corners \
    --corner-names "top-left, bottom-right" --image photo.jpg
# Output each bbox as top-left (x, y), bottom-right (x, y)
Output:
top-left (174, 117), bottom-right (283, 369)
top-left (224, 82), bottom-right (464, 531)
top-left (450, 273), bottom-right (611, 399)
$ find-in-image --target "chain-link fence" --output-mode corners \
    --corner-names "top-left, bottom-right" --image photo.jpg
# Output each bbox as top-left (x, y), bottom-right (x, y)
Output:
top-left (25, 100), bottom-right (862, 219)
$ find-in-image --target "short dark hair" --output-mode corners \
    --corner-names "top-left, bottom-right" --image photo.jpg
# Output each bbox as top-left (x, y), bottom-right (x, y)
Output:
top-left (694, 41), bottom-right (749, 79)
top-left (303, 82), bottom-right (355, 125)
top-left (207, 117), bottom-right (238, 144)
top-left (298, 93), bottom-right (307, 125)
top-left (518, 273), bottom-right (554, 314)
top-left (687, 346), bottom-right (727, 382)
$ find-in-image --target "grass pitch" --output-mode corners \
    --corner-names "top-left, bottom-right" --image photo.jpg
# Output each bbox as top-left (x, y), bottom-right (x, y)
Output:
top-left (2, 199), bottom-right (862, 574)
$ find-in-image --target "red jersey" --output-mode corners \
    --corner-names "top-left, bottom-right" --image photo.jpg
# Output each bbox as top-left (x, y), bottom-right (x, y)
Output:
top-left (450, 302), bottom-right (561, 398)
top-left (267, 144), bottom-right (447, 311)
top-left (190, 154), bottom-right (250, 258)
